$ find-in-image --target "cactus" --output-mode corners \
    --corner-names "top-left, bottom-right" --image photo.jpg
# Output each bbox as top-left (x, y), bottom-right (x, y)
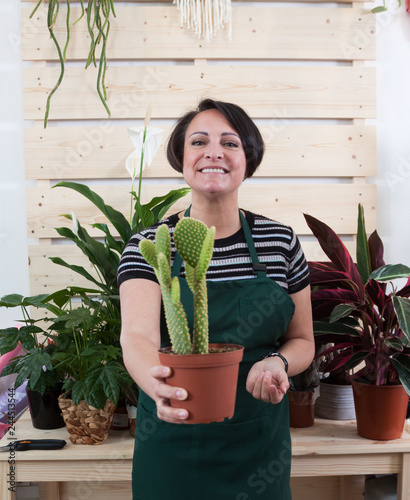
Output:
top-left (139, 218), bottom-right (215, 355)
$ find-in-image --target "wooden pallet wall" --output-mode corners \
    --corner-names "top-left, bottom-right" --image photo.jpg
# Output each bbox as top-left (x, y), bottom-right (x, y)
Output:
top-left (21, 0), bottom-right (377, 295)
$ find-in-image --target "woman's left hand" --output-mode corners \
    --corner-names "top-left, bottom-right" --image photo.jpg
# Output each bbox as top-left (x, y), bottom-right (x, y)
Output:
top-left (246, 360), bottom-right (289, 404)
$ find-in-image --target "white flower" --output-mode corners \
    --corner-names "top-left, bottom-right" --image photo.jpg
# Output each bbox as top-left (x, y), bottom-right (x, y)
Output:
top-left (71, 211), bottom-right (79, 236)
top-left (125, 126), bottom-right (164, 180)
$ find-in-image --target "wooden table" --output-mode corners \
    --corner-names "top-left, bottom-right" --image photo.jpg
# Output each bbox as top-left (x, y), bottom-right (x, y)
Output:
top-left (1, 412), bottom-right (410, 500)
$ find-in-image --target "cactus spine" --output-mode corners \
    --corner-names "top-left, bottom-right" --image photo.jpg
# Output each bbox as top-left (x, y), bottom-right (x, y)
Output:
top-left (139, 217), bottom-right (215, 355)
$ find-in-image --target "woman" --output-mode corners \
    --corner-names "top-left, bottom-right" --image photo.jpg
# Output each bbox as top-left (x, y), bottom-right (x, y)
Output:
top-left (118, 99), bottom-right (314, 500)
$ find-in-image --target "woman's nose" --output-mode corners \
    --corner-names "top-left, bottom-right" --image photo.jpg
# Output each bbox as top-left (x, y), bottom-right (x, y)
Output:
top-left (205, 145), bottom-right (223, 160)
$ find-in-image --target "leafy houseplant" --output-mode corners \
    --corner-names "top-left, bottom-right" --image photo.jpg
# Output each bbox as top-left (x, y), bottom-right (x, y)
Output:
top-left (0, 293), bottom-right (65, 396)
top-left (304, 204), bottom-right (410, 438)
top-left (0, 291), bottom-right (132, 409)
top-left (139, 217), bottom-right (244, 423)
top-left (50, 118), bottom-right (190, 327)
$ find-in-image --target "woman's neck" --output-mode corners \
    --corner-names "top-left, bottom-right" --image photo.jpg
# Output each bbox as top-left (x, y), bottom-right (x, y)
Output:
top-left (187, 196), bottom-right (242, 239)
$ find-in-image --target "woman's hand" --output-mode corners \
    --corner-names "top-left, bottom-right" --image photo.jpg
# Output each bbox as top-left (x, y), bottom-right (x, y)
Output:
top-left (246, 359), bottom-right (289, 404)
top-left (150, 365), bottom-right (189, 423)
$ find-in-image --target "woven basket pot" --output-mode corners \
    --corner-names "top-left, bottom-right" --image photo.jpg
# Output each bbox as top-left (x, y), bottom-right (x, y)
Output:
top-left (58, 391), bottom-right (115, 445)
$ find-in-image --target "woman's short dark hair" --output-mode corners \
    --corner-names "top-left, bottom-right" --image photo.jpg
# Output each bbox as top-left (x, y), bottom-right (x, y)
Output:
top-left (166, 99), bottom-right (264, 179)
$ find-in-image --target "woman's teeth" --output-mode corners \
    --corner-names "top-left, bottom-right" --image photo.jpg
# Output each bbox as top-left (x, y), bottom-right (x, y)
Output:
top-left (201, 168), bottom-right (226, 173)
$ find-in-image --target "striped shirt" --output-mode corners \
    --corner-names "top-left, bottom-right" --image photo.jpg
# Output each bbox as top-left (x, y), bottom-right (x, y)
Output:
top-left (117, 210), bottom-right (310, 294)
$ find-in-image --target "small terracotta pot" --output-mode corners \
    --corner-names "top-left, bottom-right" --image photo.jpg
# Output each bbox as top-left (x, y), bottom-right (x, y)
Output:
top-left (352, 380), bottom-right (409, 440)
top-left (288, 390), bottom-right (316, 428)
top-left (158, 343), bottom-right (244, 424)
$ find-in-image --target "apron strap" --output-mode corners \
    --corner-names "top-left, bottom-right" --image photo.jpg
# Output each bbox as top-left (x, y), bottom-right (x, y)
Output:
top-left (172, 207), bottom-right (267, 278)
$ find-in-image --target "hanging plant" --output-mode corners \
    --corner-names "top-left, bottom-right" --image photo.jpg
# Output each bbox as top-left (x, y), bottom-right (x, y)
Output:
top-left (30, 0), bottom-right (115, 128)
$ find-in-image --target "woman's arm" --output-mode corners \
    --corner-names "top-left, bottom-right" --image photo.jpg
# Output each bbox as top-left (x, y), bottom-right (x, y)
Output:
top-left (119, 278), bottom-right (189, 423)
top-left (246, 285), bottom-right (315, 404)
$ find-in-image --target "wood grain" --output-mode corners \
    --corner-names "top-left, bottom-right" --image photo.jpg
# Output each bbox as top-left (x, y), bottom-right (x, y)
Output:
top-left (24, 124), bottom-right (376, 180)
top-left (21, 6), bottom-right (375, 62)
top-left (26, 183), bottom-right (376, 239)
top-left (23, 66), bottom-right (376, 121)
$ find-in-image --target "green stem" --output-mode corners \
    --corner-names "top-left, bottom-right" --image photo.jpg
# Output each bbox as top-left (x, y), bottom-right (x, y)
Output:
top-left (94, 1), bottom-right (111, 116)
top-left (29, 0), bottom-right (43, 19)
top-left (73, 0), bottom-right (85, 25)
top-left (85, 0), bottom-right (96, 69)
top-left (44, 0), bottom-right (65, 128)
top-left (63, 0), bottom-right (71, 62)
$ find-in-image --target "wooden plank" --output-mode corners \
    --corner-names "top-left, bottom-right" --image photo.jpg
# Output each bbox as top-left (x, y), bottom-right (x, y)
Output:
top-left (291, 476), bottom-right (365, 500)
top-left (23, 66), bottom-right (376, 121)
top-left (26, 183), bottom-right (376, 239)
top-left (24, 125), bottom-right (377, 180)
top-left (21, 6), bottom-right (375, 62)
top-left (28, 240), bottom-right (358, 295)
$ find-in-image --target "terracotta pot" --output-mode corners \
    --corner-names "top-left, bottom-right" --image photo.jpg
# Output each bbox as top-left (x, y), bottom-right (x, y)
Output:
top-left (26, 383), bottom-right (65, 430)
top-left (158, 343), bottom-right (244, 424)
top-left (288, 390), bottom-right (316, 428)
top-left (352, 380), bottom-right (409, 440)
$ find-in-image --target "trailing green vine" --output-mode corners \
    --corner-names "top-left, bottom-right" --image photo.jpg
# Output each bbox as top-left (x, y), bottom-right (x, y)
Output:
top-left (30, 0), bottom-right (115, 128)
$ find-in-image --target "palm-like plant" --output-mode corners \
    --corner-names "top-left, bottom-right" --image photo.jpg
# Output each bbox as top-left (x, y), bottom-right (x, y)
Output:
top-left (304, 204), bottom-right (410, 394)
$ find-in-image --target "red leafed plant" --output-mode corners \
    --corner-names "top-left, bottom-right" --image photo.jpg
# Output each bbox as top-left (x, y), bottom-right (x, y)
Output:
top-left (304, 204), bottom-right (410, 394)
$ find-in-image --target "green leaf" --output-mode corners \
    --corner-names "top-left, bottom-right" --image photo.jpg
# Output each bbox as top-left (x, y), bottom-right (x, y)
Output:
top-left (392, 295), bottom-right (410, 342)
top-left (385, 336), bottom-right (405, 350)
top-left (371, 6), bottom-right (387, 12)
top-left (0, 293), bottom-right (50, 308)
top-left (0, 293), bottom-right (25, 307)
top-left (71, 380), bottom-right (87, 405)
top-left (345, 351), bottom-right (368, 370)
top-left (91, 223), bottom-right (124, 254)
top-left (49, 257), bottom-right (105, 290)
top-left (313, 320), bottom-right (360, 337)
top-left (0, 327), bottom-right (37, 353)
top-left (53, 181), bottom-right (132, 244)
top-left (330, 303), bottom-right (357, 323)
top-left (370, 263), bottom-right (410, 282)
top-left (391, 355), bottom-right (410, 396)
top-left (356, 203), bottom-right (371, 284)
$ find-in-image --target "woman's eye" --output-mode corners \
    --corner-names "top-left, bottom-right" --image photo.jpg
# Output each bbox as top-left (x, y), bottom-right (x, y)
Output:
top-left (192, 140), bottom-right (205, 146)
top-left (224, 141), bottom-right (239, 148)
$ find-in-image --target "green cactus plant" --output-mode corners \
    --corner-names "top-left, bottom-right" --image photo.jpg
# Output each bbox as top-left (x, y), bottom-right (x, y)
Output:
top-left (139, 217), bottom-right (215, 355)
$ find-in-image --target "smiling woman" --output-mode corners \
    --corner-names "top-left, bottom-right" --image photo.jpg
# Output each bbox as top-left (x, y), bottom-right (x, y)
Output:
top-left (118, 98), bottom-right (314, 500)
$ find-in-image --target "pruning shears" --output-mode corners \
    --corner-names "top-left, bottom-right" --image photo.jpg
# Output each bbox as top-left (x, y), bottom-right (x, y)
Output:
top-left (0, 439), bottom-right (67, 452)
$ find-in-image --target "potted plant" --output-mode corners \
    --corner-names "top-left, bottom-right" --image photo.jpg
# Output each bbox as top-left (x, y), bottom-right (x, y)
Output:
top-left (304, 204), bottom-right (410, 439)
top-left (52, 293), bottom-right (135, 444)
top-left (0, 290), bottom-right (134, 443)
top-left (314, 351), bottom-right (356, 421)
top-left (139, 217), bottom-right (244, 424)
top-left (0, 293), bottom-right (67, 429)
top-left (288, 358), bottom-right (320, 428)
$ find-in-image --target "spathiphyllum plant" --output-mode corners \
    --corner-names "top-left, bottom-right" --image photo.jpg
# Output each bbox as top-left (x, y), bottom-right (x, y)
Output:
top-left (304, 204), bottom-right (410, 395)
top-left (51, 108), bottom-right (189, 304)
top-left (139, 217), bottom-right (215, 355)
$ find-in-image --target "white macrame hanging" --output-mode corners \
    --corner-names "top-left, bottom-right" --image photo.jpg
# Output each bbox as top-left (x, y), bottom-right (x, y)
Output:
top-left (174, 0), bottom-right (232, 41)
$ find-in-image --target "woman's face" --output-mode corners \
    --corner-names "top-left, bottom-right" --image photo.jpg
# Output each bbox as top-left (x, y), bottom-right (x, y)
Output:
top-left (182, 109), bottom-right (247, 199)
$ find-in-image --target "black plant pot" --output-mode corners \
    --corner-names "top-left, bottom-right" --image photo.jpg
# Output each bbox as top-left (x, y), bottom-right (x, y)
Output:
top-left (26, 384), bottom-right (65, 429)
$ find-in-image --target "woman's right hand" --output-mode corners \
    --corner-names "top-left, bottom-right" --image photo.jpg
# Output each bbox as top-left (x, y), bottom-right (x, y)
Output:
top-left (150, 365), bottom-right (189, 423)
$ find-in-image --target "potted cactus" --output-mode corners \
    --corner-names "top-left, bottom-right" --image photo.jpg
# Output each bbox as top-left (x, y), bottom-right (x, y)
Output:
top-left (139, 217), bottom-right (244, 423)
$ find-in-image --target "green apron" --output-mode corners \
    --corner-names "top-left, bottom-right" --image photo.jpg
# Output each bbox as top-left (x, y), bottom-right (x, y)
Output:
top-left (132, 212), bottom-right (296, 500)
